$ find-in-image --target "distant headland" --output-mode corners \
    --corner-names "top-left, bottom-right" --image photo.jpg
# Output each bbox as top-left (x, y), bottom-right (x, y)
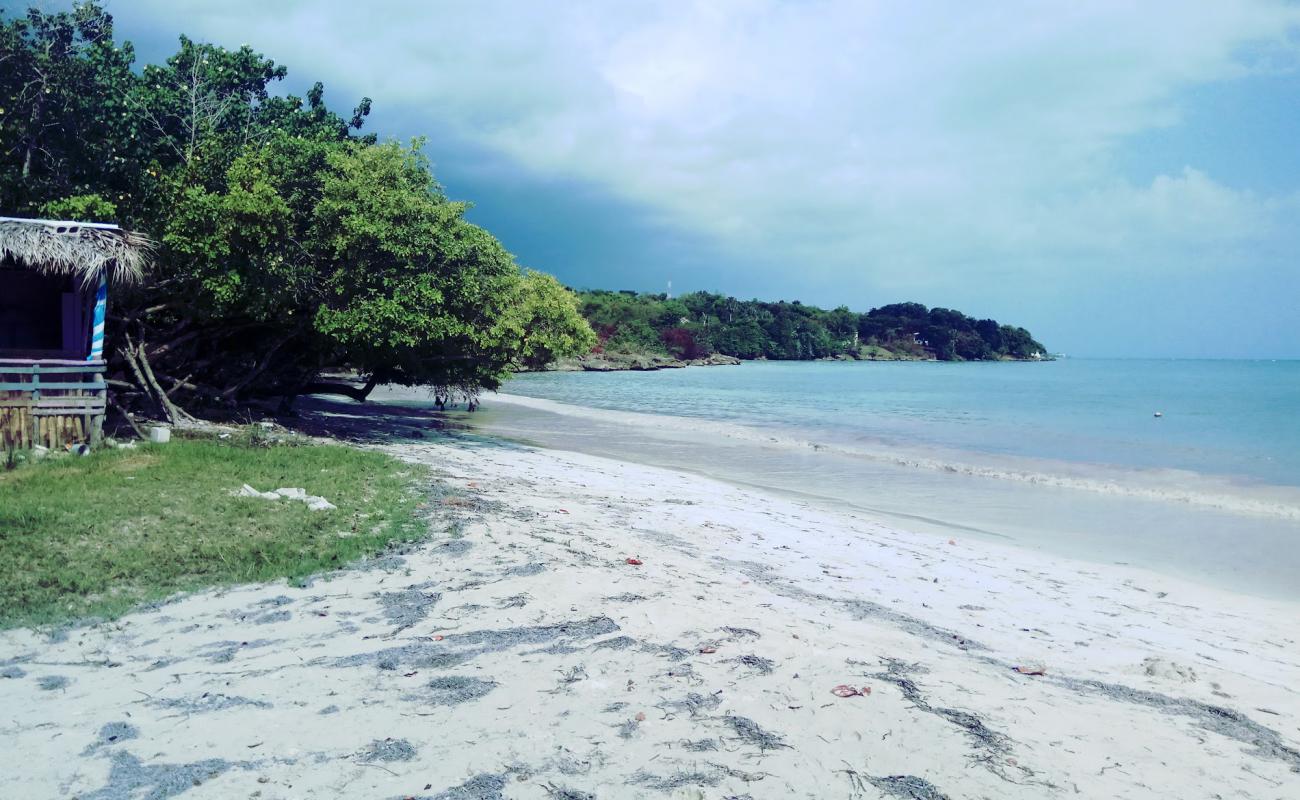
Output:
top-left (543, 291), bottom-right (1048, 371)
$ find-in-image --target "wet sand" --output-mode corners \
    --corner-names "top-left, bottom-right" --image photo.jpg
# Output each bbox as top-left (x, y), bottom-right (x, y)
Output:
top-left (2, 408), bottom-right (1298, 799)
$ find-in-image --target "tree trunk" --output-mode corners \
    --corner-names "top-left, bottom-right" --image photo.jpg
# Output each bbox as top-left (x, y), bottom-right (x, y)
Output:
top-left (22, 90), bottom-right (46, 180)
top-left (300, 374), bottom-right (379, 403)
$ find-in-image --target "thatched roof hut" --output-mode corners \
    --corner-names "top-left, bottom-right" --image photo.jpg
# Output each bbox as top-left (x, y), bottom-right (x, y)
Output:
top-left (1, 216), bottom-right (152, 363)
top-left (0, 216), bottom-right (150, 286)
top-left (1, 217), bottom-right (151, 448)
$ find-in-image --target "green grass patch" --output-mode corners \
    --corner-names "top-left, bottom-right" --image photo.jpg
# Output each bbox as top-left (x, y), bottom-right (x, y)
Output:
top-left (0, 437), bottom-right (428, 628)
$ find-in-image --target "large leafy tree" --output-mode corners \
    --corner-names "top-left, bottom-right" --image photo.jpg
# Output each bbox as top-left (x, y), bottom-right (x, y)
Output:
top-left (1, 3), bottom-right (594, 419)
top-left (0, 3), bottom-right (138, 213)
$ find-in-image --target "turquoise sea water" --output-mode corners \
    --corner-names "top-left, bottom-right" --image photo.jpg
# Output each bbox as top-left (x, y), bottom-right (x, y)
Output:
top-left (504, 359), bottom-right (1300, 488)
top-left (467, 359), bottom-right (1300, 598)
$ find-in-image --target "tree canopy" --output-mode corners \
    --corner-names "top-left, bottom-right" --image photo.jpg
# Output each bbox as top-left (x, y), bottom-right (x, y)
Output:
top-left (1, 2), bottom-right (595, 418)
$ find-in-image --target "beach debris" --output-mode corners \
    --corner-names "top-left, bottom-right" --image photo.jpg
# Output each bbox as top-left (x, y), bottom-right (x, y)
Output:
top-left (627, 762), bottom-right (766, 792)
top-left (379, 582), bottom-right (441, 632)
top-left (635, 711), bottom-right (647, 722)
top-left (437, 538), bottom-right (474, 557)
top-left (863, 774), bottom-right (952, 800)
top-left (722, 714), bottom-right (791, 751)
top-left (498, 593), bottom-right (529, 608)
top-left (251, 608), bottom-right (291, 624)
top-left (1141, 657), bottom-right (1197, 683)
top-left (616, 717), bottom-right (641, 738)
top-left (542, 784), bottom-right (596, 800)
top-left (1013, 664), bottom-right (1047, 676)
top-left (591, 635), bottom-right (637, 651)
top-left (81, 751), bottom-right (241, 800)
top-left (358, 737), bottom-right (417, 763)
top-left (733, 654), bottom-right (776, 675)
top-left (658, 691), bottom-right (724, 718)
top-left (1055, 675), bottom-right (1300, 771)
top-left (1154, 411), bottom-right (1163, 418)
top-left (831, 684), bottom-right (871, 698)
top-left (238, 483), bottom-right (280, 500)
top-left (698, 645), bottom-right (718, 654)
top-left (235, 484), bottom-right (336, 511)
top-left (625, 557), bottom-right (643, 566)
top-left (149, 693), bottom-right (271, 713)
top-left (81, 721), bottom-right (140, 755)
top-left (642, 641), bottom-right (692, 661)
top-left (424, 675), bottom-right (497, 706)
top-left (873, 658), bottom-right (1009, 760)
top-left (203, 638), bottom-right (275, 664)
top-left (342, 617), bottom-right (621, 673)
top-left (420, 772), bottom-right (510, 799)
top-left (558, 665), bottom-right (587, 684)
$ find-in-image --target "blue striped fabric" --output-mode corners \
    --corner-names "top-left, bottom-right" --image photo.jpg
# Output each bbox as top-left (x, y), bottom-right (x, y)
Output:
top-left (88, 274), bottom-right (107, 361)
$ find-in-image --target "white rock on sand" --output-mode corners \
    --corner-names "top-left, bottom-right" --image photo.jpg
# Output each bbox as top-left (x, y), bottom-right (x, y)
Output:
top-left (236, 483), bottom-right (337, 511)
top-left (2, 438), bottom-right (1298, 799)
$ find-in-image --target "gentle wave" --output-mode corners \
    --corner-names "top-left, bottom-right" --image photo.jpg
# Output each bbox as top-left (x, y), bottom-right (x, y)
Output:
top-left (492, 391), bottom-right (1300, 521)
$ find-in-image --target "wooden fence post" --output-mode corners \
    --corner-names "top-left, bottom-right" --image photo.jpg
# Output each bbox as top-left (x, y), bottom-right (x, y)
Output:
top-left (30, 364), bottom-right (40, 447)
top-left (90, 368), bottom-right (104, 447)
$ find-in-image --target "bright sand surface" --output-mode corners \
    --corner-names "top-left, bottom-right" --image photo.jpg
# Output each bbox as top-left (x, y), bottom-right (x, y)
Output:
top-left (2, 409), bottom-right (1298, 798)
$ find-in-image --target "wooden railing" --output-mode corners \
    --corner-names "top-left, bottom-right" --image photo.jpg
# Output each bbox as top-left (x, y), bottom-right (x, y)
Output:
top-left (0, 359), bottom-right (107, 448)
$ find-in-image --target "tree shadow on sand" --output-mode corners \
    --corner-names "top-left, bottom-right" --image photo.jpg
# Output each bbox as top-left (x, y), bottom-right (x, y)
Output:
top-left (285, 395), bottom-right (523, 452)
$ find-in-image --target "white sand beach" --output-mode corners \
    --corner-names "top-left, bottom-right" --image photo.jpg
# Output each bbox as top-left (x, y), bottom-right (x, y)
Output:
top-left (2, 422), bottom-right (1298, 799)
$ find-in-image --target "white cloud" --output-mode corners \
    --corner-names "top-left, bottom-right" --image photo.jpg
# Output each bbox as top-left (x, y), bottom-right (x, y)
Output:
top-left (121, 0), bottom-right (1300, 285)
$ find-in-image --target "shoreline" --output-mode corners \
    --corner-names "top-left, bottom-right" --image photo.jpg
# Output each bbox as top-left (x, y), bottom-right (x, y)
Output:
top-left (483, 390), bottom-right (1300, 521)
top-left (2, 407), bottom-right (1297, 798)
top-left (468, 389), bottom-right (1300, 601)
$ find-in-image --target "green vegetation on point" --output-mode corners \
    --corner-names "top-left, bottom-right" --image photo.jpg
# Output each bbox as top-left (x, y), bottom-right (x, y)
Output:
top-left (575, 291), bottom-right (1047, 362)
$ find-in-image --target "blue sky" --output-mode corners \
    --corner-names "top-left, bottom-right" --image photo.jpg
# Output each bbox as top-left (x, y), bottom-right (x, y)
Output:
top-left (90, 2), bottom-right (1300, 357)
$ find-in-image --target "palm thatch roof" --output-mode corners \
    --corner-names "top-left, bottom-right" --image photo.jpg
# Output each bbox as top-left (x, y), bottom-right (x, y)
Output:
top-left (0, 216), bottom-right (151, 286)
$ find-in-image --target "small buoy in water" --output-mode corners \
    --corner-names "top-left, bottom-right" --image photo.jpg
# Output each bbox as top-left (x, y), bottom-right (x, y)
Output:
top-left (1154, 411), bottom-right (1163, 418)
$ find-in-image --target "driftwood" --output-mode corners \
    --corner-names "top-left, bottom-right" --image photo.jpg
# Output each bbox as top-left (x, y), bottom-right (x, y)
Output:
top-left (120, 332), bottom-right (197, 425)
top-left (107, 395), bottom-right (147, 440)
